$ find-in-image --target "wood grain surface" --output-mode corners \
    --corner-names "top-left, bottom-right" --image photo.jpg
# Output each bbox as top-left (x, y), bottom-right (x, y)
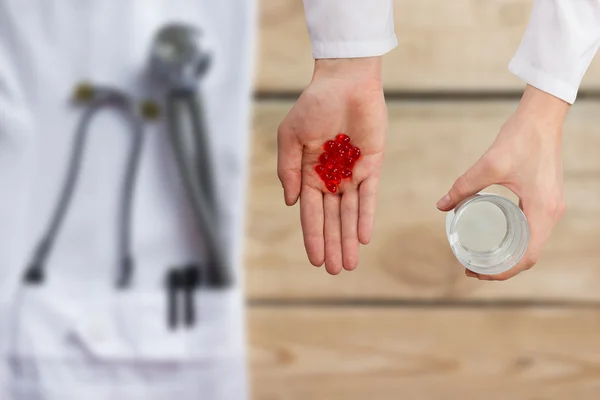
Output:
top-left (245, 101), bottom-right (600, 301)
top-left (251, 5), bottom-right (600, 397)
top-left (250, 307), bottom-right (600, 400)
top-left (256, 0), bottom-right (600, 92)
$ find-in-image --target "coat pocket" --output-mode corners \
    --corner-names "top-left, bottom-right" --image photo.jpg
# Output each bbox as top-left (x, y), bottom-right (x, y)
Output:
top-left (72, 289), bottom-right (246, 362)
top-left (13, 285), bottom-right (245, 363)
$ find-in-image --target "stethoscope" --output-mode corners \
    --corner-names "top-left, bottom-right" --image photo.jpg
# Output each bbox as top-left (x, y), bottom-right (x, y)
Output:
top-left (21, 23), bottom-right (232, 330)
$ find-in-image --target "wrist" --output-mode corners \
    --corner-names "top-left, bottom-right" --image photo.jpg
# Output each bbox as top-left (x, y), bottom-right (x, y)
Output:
top-left (312, 57), bottom-right (382, 87)
top-left (515, 85), bottom-right (570, 130)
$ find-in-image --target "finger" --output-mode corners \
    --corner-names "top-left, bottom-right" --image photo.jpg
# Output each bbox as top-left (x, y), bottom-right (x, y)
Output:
top-left (341, 188), bottom-right (359, 271)
top-left (324, 193), bottom-right (343, 275)
top-left (277, 126), bottom-right (303, 206)
top-left (437, 156), bottom-right (498, 211)
top-left (358, 176), bottom-right (379, 245)
top-left (300, 185), bottom-right (325, 266)
top-left (476, 196), bottom-right (560, 281)
top-left (465, 269), bottom-right (479, 278)
top-left (476, 264), bottom-right (524, 281)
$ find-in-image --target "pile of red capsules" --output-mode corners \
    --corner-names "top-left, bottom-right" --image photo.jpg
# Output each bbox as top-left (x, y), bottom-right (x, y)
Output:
top-left (314, 133), bottom-right (361, 193)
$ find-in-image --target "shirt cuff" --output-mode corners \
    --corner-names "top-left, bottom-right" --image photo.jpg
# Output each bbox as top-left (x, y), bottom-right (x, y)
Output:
top-left (311, 36), bottom-right (399, 59)
top-left (509, 56), bottom-right (578, 104)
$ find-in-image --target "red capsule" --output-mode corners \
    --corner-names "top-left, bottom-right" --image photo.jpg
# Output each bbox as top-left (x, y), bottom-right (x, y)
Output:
top-left (325, 181), bottom-right (338, 193)
top-left (350, 146), bottom-right (361, 159)
top-left (323, 140), bottom-right (337, 152)
top-left (336, 133), bottom-right (351, 144)
top-left (325, 159), bottom-right (336, 170)
top-left (318, 153), bottom-right (329, 165)
top-left (343, 157), bottom-right (355, 168)
top-left (316, 135), bottom-right (361, 193)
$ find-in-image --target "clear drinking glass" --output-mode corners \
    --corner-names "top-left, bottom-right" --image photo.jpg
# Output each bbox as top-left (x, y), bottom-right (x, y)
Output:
top-left (445, 193), bottom-right (530, 275)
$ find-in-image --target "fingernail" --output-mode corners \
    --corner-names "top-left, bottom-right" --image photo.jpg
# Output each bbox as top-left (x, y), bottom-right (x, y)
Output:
top-left (437, 194), bottom-right (451, 209)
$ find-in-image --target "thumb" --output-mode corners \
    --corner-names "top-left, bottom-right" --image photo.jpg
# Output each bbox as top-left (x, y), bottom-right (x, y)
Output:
top-left (437, 158), bottom-right (496, 211)
top-left (277, 126), bottom-right (303, 206)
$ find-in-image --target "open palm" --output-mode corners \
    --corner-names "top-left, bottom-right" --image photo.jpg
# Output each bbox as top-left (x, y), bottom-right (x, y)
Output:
top-left (277, 62), bottom-right (387, 274)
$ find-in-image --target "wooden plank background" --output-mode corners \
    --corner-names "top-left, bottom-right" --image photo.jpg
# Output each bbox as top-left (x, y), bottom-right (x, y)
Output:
top-left (257, 0), bottom-right (600, 93)
top-left (246, 101), bottom-right (600, 302)
top-left (250, 308), bottom-right (600, 399)
top-left (248, 1), bottom-right (600, 398)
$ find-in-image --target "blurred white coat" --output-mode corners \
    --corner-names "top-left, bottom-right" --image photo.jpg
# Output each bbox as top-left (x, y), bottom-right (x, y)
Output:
top-left (0, 0), bottom-right (255, 398)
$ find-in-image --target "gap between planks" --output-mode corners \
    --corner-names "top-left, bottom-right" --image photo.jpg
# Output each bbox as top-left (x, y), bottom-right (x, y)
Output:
top-left (247, 298), bottom-right (600, 309)
top-left (254, 90), bottom-right (600, 102)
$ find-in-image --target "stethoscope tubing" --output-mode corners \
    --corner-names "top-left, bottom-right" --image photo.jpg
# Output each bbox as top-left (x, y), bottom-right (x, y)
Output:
top-left (165, 89), bottom-right (232, 288)
top-left (24, 89), bottom-right (145, 288)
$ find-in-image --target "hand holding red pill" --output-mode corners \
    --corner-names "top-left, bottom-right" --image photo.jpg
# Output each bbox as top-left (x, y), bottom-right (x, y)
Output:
top-left (275, 58), bottom-right (387, 276)
top-left (314, 133), bottom-right (360, 193)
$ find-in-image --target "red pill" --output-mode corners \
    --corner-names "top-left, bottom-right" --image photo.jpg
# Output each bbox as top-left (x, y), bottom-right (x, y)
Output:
top-left (350, 146), bottom-right (361, 159)
top-left (325, 181), bottom-right (338, 193)
top-left (324, 140), bottom-right (337, 152)
top-left (318, 153), bottom-right (329, 165)
top-left (343, 157), bottom-right (355, 168)
top-left (336, 133), bottom-right (351, 144)
top-left (316, 135), bottom-right (361, 193)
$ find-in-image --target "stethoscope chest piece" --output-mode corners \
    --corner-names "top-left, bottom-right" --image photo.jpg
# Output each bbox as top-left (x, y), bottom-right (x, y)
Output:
top-left (149, 24), bottom-right (211, 93)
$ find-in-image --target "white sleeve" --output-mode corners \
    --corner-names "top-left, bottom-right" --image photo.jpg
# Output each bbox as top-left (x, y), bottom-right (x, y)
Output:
top-left (302, 0), bottom-right (398, 59)
top-left (509, 0), bottom-right (600, 104)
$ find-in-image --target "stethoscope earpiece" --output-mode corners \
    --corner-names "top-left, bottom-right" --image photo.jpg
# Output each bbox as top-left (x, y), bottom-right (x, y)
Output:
top-left (140, 100), bottom-right (162, 121)
top-left (72, 82), bottom-right (96, 103)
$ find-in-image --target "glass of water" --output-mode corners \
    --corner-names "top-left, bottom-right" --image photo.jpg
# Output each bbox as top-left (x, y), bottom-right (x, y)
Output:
top-left (445, 193), bottom-right (530, 275)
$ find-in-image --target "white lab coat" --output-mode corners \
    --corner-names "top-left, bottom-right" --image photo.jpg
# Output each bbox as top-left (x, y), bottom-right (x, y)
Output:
top-left (0, 0), bottom-right (397, 399)
top-left (510, 0), bottom-right (600, 104)
top-left (310, 0), bottom-right (600, 104)
top-left (0, 0), bottom-right (255, 398)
